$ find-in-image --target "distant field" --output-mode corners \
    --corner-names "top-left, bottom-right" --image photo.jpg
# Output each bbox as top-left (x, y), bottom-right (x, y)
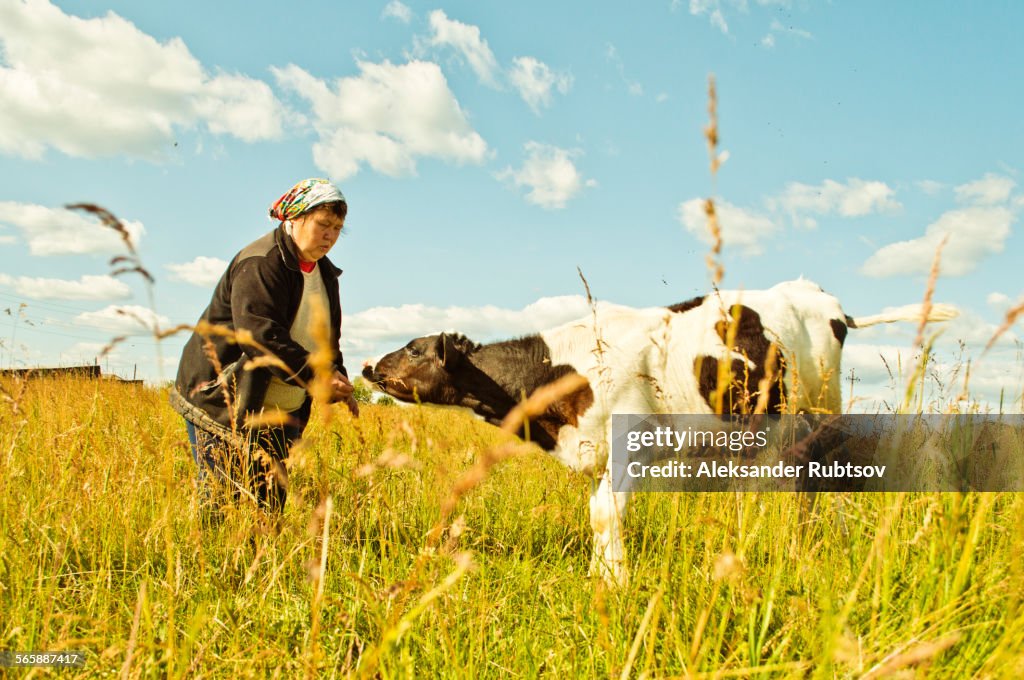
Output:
top-left (1, 376), bottom-right (1022, 677)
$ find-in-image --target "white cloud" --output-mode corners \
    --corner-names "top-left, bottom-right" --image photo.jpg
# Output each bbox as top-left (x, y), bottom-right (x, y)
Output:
top-left (760, 19), bottom-right (813, 48)
top-left (497, 142), bottom-right (597, 209)
top-left (165, 256), bottom-right (228, 287)
top-left (382, 0), bottom-right (412, 23)
top-left (956, 366), bottom-right (1024, 410)
top-left (425, 10), bottom-right (500, 87)
top-left (0, 202), bottom-right (145, 255)
top-left (985, 293), bottom-right (1024, 327)
top-left (508, 57), bottom-right (572, 114)
top-left (414, 13), bottom-right (572, 113)
top-left (954, 173), bottom-right (1016, 206)
top-left (689, 0), bottom-right (730, 33)
top-left (64, 341), bottom-right (110, 359)
top-left (770, 178), bottom-right (901, 225)
top-left (934, 307), bottom-right (1018, 349)
top-left (916, 180), bottom-right (946, 196)
top-left (344, 295), bottom-right (593, 358)
top-left (0, 273), bottom-right (131, 300)
top-left (767, 18), bottom-right (813, 41)
top-left (192, 74), bottom-right (285, 143)
top-left (677, 198), bottom-right (779, 255)
top-left (0, 0), bottom-right (286, 160)
top-left (273, 60), bottom-right (488, 180)
top-left (74, 304), bottom-right (170, 335)
top-left (605, 44), bottom-right (644, 96)
top-left (987, 292), bottom-right (1012, 309)
top-left (691, 0), bottom-right (797, 37)
top-left (861, 207), bottom-right (1014, 278)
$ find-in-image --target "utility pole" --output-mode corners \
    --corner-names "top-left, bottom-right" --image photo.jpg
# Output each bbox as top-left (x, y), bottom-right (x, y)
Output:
top-left (846, 367), bottom-right (860, 406)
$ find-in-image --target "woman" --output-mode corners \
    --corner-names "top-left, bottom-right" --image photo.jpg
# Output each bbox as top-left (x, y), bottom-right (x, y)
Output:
top-left (170, 178), bottom-right (358, 514)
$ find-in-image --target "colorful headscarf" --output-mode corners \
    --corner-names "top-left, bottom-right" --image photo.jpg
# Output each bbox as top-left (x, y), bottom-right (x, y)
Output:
top-left (268, 178), bottom-right (346, 222)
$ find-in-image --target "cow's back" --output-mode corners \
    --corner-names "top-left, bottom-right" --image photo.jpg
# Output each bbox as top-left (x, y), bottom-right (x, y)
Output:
top-left (538, 304), bottom-right (715, 473)
top-left (535, 283), bottom-right (848, 473)
top-left (705, 280), bottom-right (846, 412)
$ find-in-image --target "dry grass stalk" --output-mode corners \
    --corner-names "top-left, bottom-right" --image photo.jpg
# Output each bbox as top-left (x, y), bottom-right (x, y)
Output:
top-left (243, 354), bottom-right (292, 376)
top-left (913, 234), bottom-right (949, 350)
top-left (902, 335), bottom-right (937, 414)
top-left (358, 552), bottom-right (474, 679)
top-left (499, 373), bottom-right (589, 435)
top-left (244, 409), bottom-right (297, 429)
top-left (65, 204), bottom-right (157, 348)
top-left (0, 373), bottom-right (27, 416)
top-left (701, 75), bottom-right (739, 414)
top-left (95, 308), bottom-right (163, 358)
top-left (119, 580), bottom-right (146, 680)
top-left (619, 588), bottom-right (664, 680)
top-left (704, 75), bottom-right (724, 287)
top-left (687, 662), bottom-right (812, 678)
top-left (984, 299), bottom-right (1024, 354)
top-left (710, 304), bottom-right (742, 414)
top-left (66, 203), bottom-right (137, 254)
top-left (576, 265), bottom-right (595, 306)
top-left (689, 574), bottom-right (723, 664)
top-left (306, 496), bottom-right (334, 677)
top-left (635, 372), bottom-right (665, 402)
top-left (66, 203), bottom-right (152, 283)
top-left (753, 341), bottom-right (779, 415)
top-left (951, 357), bottom-right (973, 409)
top-left (704, 199), bottom-right (724, 287)
top-left (66, 203), bottom-right (171, 381)
top-left (861, 633), bottom-right (961, 679)
top-left (577, 267), bottom-right (613, 404)
top-left (155, 323), bottom-right (193, 341)
top-left (577, 267), bottom-right (608, 363)
top-left (705, 75), bottom-right (720, 176)
top-left (306, 303), bottom-right (336, 414)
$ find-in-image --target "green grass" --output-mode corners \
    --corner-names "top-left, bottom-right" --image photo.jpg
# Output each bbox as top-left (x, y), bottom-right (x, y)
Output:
top-left (1, 376), bottom-right (1022, 678)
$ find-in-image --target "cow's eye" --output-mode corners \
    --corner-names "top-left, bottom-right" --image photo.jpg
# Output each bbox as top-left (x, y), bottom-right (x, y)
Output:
top-left (407, 347), bottom-right (421, 358)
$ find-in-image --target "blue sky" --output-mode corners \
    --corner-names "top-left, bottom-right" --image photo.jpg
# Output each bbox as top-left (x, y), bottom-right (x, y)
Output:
top-left (0, 0), bottom-right (1021, 411)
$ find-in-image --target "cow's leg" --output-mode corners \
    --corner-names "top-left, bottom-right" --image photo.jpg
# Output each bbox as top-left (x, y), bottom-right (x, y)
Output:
top-left (589, 473), bottom-right (631, 586)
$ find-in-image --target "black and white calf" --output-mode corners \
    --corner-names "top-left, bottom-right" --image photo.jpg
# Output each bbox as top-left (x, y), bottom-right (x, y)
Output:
top-left (362, 279), bottom-right (957, 584)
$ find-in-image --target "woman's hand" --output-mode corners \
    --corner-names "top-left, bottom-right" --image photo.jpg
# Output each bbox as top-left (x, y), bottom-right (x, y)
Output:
top-left (330, 371), bottom-right (360, 417)
top-left (343, 395), bottom-right (360, 417)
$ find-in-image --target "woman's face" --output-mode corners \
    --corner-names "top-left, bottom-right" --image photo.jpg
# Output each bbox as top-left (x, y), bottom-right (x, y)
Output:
top-left (290, 206), bottom-right (345, 262)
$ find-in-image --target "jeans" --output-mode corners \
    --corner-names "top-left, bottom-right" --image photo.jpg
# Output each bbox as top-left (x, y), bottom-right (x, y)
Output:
top-left (185, 419), bottom-right (303, 513)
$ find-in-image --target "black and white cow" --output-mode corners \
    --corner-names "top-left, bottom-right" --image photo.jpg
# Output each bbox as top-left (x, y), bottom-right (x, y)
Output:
top-left (362, 279), bottom-right (957, 584)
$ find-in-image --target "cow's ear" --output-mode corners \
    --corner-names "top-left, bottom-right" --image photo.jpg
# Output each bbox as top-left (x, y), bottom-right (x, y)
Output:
top-left (438, 332), bottom-right (464, 368)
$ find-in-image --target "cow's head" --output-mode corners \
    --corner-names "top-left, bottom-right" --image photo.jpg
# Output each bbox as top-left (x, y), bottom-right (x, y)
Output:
top-left (362, 332), bottom-right (478, 404)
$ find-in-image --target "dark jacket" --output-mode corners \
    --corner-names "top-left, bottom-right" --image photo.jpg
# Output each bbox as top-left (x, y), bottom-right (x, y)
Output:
top-left (171, 225), bottom-right (347, 431)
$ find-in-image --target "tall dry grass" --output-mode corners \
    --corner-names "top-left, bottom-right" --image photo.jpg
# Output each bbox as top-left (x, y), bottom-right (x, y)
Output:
top-left (1, 376), bottom-right (1022, 677)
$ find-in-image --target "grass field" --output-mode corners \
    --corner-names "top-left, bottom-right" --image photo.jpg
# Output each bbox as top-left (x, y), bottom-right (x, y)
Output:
top-left (1, 375), bottom-right (1022, 678)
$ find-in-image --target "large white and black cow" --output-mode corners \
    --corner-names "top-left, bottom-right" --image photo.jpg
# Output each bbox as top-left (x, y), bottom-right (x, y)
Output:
top-left (362, 279), bottom-right (957, 584)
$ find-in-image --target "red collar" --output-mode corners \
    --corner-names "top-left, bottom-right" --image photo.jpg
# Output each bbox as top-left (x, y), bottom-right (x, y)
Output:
top-left (299, 260), bottom-right (316, 274)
